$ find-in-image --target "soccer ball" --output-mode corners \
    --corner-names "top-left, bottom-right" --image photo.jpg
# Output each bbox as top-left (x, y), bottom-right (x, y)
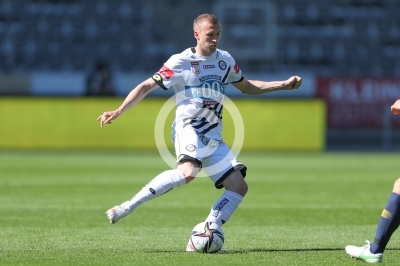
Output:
top-left (189, 221), bottom-right (224, 253)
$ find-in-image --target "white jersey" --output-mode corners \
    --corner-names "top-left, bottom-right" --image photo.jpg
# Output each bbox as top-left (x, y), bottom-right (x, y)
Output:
top-left (152, 48), bottom-right (244, 140)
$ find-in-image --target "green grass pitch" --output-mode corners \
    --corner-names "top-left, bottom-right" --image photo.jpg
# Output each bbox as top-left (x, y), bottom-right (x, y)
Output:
top-left (1, 151), bottom-right (400, 265)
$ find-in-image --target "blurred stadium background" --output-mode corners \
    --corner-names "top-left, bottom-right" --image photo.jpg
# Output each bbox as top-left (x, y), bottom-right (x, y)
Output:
top-left (1, 0), bottom-right (400, 151)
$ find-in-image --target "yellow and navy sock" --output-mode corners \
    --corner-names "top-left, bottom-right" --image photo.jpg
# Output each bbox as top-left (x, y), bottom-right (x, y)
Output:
top-left (370, 192), bottom-right (400, 254)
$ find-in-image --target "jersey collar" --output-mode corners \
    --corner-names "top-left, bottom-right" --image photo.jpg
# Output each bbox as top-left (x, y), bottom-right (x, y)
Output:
top-left (190, 47), bottom-right (219, 59)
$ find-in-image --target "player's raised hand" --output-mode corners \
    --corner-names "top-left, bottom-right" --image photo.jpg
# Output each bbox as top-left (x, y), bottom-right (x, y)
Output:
top-left (97, 110), bottom-right (121, 128)
top-left (391, 99), bottom-right (400, 115)
top-left (285, 76), bottom-right (302, 90)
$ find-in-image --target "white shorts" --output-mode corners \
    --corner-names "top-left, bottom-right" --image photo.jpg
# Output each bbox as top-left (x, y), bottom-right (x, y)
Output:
top-left (173, 128), bottom-right (247, 189)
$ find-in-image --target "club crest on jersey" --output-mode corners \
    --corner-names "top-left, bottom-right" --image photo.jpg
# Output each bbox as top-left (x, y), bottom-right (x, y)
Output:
top-left (218, 60), bottom-right (227, 70)
top-left (191, 61), bottom-right (200, 75)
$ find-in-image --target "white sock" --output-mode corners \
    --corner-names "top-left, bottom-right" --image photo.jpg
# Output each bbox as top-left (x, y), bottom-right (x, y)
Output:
top-left (205, 190), bottom-right (243, 226)
top-left (120, 169), bottom-right (186, 211)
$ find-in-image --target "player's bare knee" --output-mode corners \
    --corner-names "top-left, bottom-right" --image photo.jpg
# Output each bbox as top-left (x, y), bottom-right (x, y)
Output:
top-left (222, 170), bottom-right (248, 196)
top-left (179, 169), bottom-right (197, 184)
top-left (226, 182), bottom-right (248, 197)
top-left (177, 160), bottom-right (200, 184)
top-left (392, 178), bottom-right (400, 193)
top-left (184, 175), bottom-right (196, 184)
top-left (236, 181), bottom-right (248, 196)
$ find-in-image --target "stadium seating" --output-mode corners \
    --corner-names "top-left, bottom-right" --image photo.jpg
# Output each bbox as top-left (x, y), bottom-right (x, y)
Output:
top-left (0, 0), bottom-right (399, 75)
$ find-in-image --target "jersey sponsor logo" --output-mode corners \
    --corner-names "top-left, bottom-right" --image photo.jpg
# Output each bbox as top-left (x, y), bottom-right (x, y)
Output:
top-left (158, 65), bottom-right (174, 79)
top-left (203, 65), bottom-right (215, 69)
top-left (218, 60), bottom-right (227, 70)
top-left (191, 61), bottom-right (200, 75)
top-left (199, 75), bottom-right (222, 82)
top-left (234, 63), bottom-right (240, 73)
top-left (185, 78), bottom-right (226, 102)
top-left (203, 100), bottom-right (220, 105)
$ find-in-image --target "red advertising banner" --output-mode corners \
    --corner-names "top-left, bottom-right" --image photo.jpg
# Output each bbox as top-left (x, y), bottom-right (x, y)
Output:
top-left (316, 77), bottom-right (400, 128)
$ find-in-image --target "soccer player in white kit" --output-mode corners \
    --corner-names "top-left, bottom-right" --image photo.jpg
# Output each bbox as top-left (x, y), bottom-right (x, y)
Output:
top-left (97, 14), bottom-right (302, 251)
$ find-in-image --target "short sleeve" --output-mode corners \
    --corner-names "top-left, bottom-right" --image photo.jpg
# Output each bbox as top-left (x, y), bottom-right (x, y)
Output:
top-left (151, 55), bottom-right (183, 90)
top-left (225, 56), bottom-right (244, 84)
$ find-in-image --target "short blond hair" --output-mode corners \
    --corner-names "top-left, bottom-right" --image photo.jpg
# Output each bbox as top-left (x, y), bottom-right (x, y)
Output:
top-left (193, 14), bottom-right (219, 30)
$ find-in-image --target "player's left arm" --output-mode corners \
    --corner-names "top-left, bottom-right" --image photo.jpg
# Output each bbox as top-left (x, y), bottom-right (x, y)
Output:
top-left (232, 76), bottom-right (302, 95)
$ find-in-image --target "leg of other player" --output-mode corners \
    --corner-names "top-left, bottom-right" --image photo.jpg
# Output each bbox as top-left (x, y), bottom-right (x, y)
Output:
top-left (370, 178), bottom-right (400, 253)
top-left (345, 177), bottom-right (400, 263)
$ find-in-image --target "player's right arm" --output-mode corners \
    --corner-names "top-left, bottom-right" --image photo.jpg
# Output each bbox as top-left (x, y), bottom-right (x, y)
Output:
top-left (391, 99), bottom-right (400, 115)
top-left (97, 78), bottom-right (158, 127)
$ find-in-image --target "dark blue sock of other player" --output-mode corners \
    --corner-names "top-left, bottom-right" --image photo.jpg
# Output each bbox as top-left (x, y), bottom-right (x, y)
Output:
top-left (370, 192), bottom-right (400, 254)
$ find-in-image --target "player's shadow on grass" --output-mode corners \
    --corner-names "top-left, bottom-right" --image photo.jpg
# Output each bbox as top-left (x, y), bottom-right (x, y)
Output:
top-left (221, 248), bottom-right (348, 254)
top-left (214, 247), bottom-right (400, 254)
top-left (148, 247), bottom-right (400, 253)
